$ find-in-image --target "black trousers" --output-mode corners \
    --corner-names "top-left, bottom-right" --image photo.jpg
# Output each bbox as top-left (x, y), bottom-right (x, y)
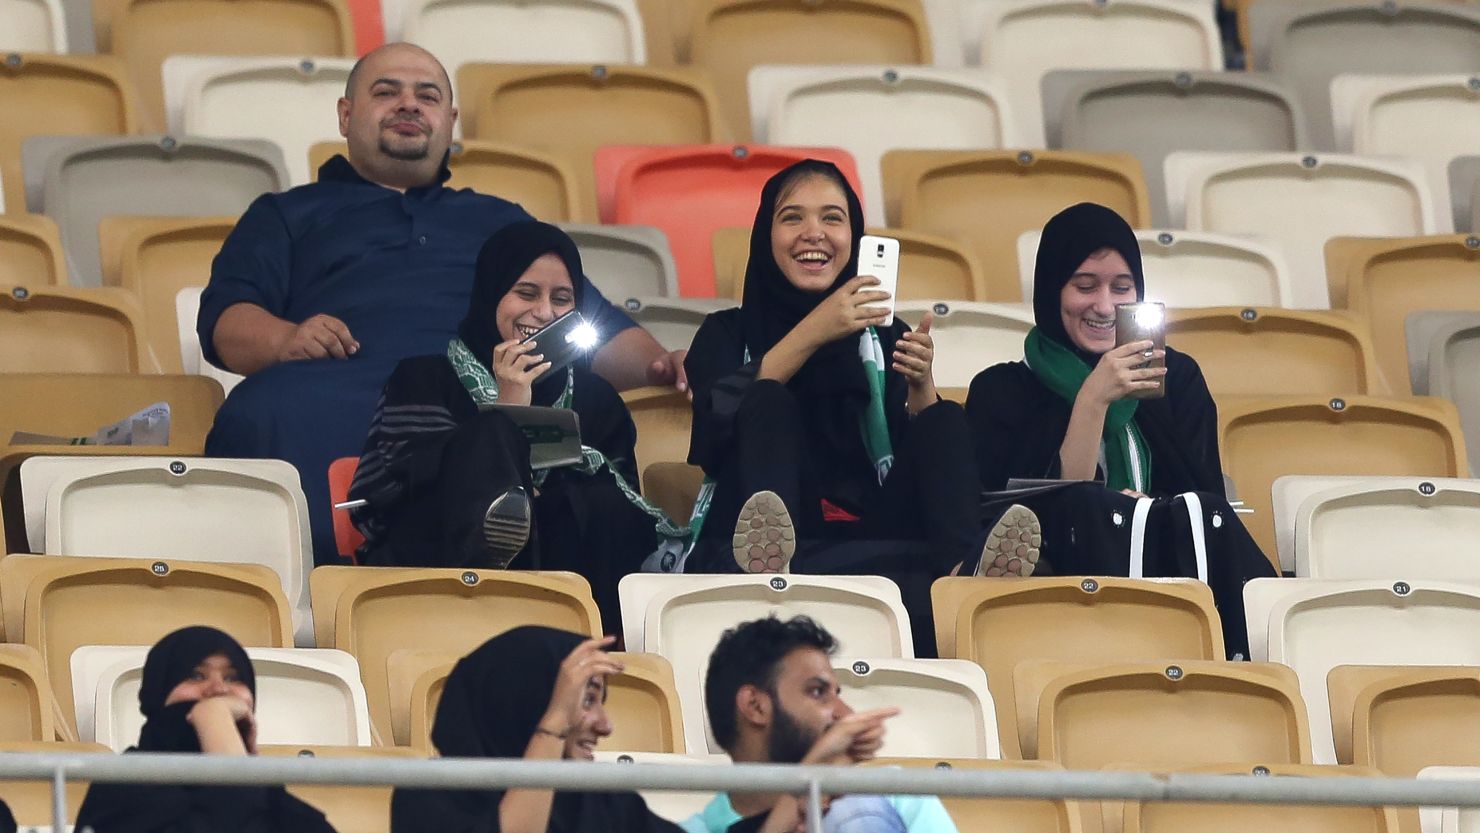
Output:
top-left (361, 410), bottom-right (655, 634)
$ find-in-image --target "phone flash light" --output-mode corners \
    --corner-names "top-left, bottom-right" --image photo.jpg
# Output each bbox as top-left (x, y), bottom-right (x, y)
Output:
top-left (567, 322), bottom-right (600, 350)
top-left (1133, 304), bottom-right (1164, 328)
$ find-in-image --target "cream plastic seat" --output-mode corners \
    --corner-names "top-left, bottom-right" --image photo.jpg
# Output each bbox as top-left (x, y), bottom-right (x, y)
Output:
top-left (72, 645), bottom-right (372, 751)
top-left (0, 284), bottom-right (152, 373)
top-left (1120, 762), bottom-right (1397, 833)
top-left (932, 576), bottom-right (1224, 759)
top-left (164, 55), bottom-right (353, 186)
top-left (1166, 152), bottom-right (1445, 309)
top-left (620, 573), bottom-right (913, 753)
top-left (1328, 666), bottom-right (1480, 777)
top-left (1018, 228), bottom-right (1295, 309)
top-left (1164, 307), bottom-right (1383, 396)
top-left (1418, 766), bottom-right (1480, 833)
top-left (0, 0), bottom-right (67, 52)
top-left (559, 224), bottom-right (679, 299)
top-left (309, 565), bottom-right (600, 743)
top-left (863, 757), bottom-right (1083, 832)
top-left (748, 64), bottom-right (1029, 224)
top-left (1288, 477), bottom-right (1480, 580)
top-left (175, 287), bottom-right (246, 394)
top-left (0, 645), bottom-right (54, 743)
top-left (620, 386), bottom-right (693, 472)
top-left (20, 455), bottom-right (314, 646)
top-left (260, 744), bottom-right (422, 833)
top-left (0, 373), bottom-right (223, 457)
top-left (1418, 314), bottom-right (1480, 476)
top-left (592, 751), bottom-right (726, 823)
top-left (641, 462), bottom-right (703, 530)
top-left (617, 297), bottom-right (725, 354)
top-left (1243, 577), bottom-right (1480, 764)
top-left (1271, 475), bottom-right (1466, 574)
top-left (894, 300), bottom-right (1033, 387)
top-left (833, 657), bottom-right (998, 758)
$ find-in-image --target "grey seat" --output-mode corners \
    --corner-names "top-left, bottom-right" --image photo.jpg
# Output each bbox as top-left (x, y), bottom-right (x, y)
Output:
top-left (1416, 312), bottom-right (1480, 477)
top-left (558, 224), bottom-right (679, 300)
top-left (1247, 1), bottom-right (1480, 150)
top-left (618, 297), bottom-right (728, 354)
top-left (1405, 310), bottom-right (1480, 396)
top-left (1452, 155), bottom-right (1480, 232)
top-left (22, 135), bottom-right (287, 288)
top-left (1044, 69), bottom-right (1308, 225)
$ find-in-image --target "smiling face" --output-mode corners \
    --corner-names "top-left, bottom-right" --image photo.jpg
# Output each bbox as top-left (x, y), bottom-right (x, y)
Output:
top-left (562, 674), bottom-right (613, 761)
top-left (769, 173), bottom-right (853, 293)
top-left (494, 253), bottom-right (577, 342)
top-left (337, 43), bottom-right (457, 190)
top-left (1059, 247), bottom-right (1137, 354)
top-left (163, 653), bottom-right (254, 712)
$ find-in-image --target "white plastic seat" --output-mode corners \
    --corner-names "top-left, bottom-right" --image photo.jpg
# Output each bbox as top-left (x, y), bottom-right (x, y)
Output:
top-left (1418, 766), bottom-right (1480, 833)
top-left (175, 286), bottom-right (244, 395)
top-left (619, 573), bottom-right (914, 753)
top-left (19, 455), bottom-right (313, 646)
top-left (833, 657), bottom-right (998, 758)
top-left (71, 645), bottom-right (371, 751)
top-left (1018, 228), bottom-right (1295, 308)
top-left (748, 65), bottom-right (1031, 225)
top-left (164, 55), bottom-right (354, 186)
top-left (1166, 151), bottom-right (1445, 309)
top-left (1243, 577), bottom-right (1480, 764)
top-left (618, 297), bottom-right (728, 354)
top-left (0, 0), bottom-right (66, 52)
top-left (592, 751), bottom-right (726, 822)
top-left (894, 300), bottom-right (1033, 387)
top-left (558, 224), bottom-right (679, 299)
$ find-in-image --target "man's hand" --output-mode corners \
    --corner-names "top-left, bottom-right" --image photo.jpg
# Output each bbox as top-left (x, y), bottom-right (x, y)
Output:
top-left (801, 707), bottom-right (899, 766)
top-left (275, 314), bottom-right (359, 363)
top-left (646, 348), bottom-right (690, 399)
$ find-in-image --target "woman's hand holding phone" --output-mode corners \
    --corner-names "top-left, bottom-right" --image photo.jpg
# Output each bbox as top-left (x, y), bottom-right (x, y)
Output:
top-left (1080, 341), bottom-right (1167, 406)
top-left (798, 275), bottom-right (891, 347)
top-left (492, 339), bottom-right (550, 407)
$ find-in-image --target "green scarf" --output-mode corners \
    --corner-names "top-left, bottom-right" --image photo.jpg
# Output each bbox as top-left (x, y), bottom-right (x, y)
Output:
top-left (1023, 327), bottom-right (1151, 492)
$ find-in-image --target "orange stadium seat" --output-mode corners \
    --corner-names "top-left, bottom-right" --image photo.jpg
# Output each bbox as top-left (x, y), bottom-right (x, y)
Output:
top-left (327, 456), bottom-right (364, 561)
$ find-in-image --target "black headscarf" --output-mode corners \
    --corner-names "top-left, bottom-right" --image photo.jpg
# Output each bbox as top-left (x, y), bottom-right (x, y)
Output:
top-left (391, 627), bottom-right (680, 833)
top-left (1032, 202), bottom-right (1146, 366)
top-left (136, 626), bottom-right (257, 753)
top-left (461, 221), bottom-right (587, 405)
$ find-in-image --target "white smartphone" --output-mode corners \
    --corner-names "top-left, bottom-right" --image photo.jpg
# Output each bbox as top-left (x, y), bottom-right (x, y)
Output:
top-left (855, 234), bottom-right (900, 326)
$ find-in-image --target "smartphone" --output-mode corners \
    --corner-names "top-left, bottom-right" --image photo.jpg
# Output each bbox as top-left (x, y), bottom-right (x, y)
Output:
top-left (855, 234), bottom-right (900, 326)
top-left (520, 310), bottom-right (598, 383)
top-left (1115, 302), bottom-right (1166, 400)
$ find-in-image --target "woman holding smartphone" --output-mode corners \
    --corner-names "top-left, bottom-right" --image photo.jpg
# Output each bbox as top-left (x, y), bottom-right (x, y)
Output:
top-left (683, 159), bottom-right (1041, 621)
top-left (348, 221), bottom-right (669, 629)
top-left (965, 203), bottom-right (1273, 655)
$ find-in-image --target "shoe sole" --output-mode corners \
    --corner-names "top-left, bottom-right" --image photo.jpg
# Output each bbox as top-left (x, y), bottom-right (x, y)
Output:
top-left (482, 488), bottom-right (531, 570)
top-left (732, 490), bottom-right (796, 574)
top-left (977, 503), bottom-right (1042, 578)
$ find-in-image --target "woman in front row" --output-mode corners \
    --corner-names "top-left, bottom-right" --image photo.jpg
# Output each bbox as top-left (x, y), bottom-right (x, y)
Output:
top-left (75, 626), bottom-right (336, 833)
top-left (965, 202), bottom-right (1274, 655)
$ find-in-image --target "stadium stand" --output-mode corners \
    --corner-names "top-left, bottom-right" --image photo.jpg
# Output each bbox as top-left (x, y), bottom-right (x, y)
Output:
top-left (831, 657), bottom-right (999, 759)
top-left (894, 301), bottom-right (1034, 388)
top-left (259, 744), bottom-right (423, 833)
top-left (620, 385), bottom-right (693, 471)
top-left (0, 645), bottom-right (54, 743)
top-left (1163, 307), bottom-right (1385, 396)
top-left (561, 224), bottom-right (680, 299)
top-left (0, 215), bottom-right (68, 288)
top-left (0, 0), bottom-right (67, 53)
top-left (0, 284), bottom-right (152, 373)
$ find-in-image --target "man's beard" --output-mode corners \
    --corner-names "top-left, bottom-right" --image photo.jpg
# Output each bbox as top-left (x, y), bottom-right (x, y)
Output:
top-left (766, 698), bottom-right (821, 764)
top-left (379, 136), bottom-right (430, 161)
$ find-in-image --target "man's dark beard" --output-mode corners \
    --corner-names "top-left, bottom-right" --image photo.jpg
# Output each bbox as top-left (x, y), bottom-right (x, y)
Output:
top-left (766, 697), bottom-right (820, 764)
top-left (379, 137), bottom-right (429, 161)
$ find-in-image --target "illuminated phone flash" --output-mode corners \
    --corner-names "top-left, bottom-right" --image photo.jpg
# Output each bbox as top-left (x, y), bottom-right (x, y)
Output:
top-left (1132, 303), bottom-right (1164, 328)
top-left (567, 322), bottom-right (600, 350)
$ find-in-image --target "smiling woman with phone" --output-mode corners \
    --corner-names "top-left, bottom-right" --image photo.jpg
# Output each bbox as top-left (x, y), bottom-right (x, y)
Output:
top-left (345, 221), bottom-right (669, 631)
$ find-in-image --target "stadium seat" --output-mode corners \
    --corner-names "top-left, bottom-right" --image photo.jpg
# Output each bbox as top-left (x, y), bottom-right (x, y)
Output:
top-left (618, 297), bottom-right (724, 353)
top-left (1018, 228), bottom-right (1295, 309)
top-left (1028, 660), bottom-right (1311, 767)
top-left (1119, 763), bottom-right (1397, 833)
top-left (72, 645), bottom-right (372, 750)
top-left (1418, 766), bottom-right (1480, 833)
top-left (883, 149), bottom-right (1151, 300)
top-left (456, 63), bottom-right (729, 219)
top-left (0, 284), bottom-right (151, 373)
top-left (560, 224), bottom-right (679, 298)
top-left (833, 657), bottom-right (998, 758)
top-left (109, 0), bottom-right (356, 131)
top-left (0, 645), bottom-right (54, 743)
top-left (0, 553), bottom-right (293, 738)
top-left (327, 456), bottom-right (364, 562)
top-left (174, 286), bottom-right (246, 394)
top-left (1405, 310), bottom-right (1480, 397)
top-left (605, 651), bottom-right (686, 754)
top-left (98, 216), bottom-right (234, 374)
top-left (0, 741), bottom-right (109, 827)
top-left (1328, 665), bottom-right (1480, 777)
top-left (1338, 234), bottom-right (1480, 395)
top-left (894, 301), bottom-right (1034, 387)
top-left (641, 462), bottom-right (702, 528)
top-left (1246, 1), bottom-right (1480, 151)
top-left (1331, 74), bottom-right (1480, 204)
top-left (0, 214), bottom-right (66, 288)
top-left (863, 758), bottom-right (1083, 833)
top-left (1166, 152), bottom-right (1443, 310)
top-left (0, 53), bottom-right (137, 213)
top-left (591, 751), bottom-right (727, 823)
top-left (1412, 314), bottom-right (1480, 476)
top-left (260, 744), bottom-right (423, 833)
top-left (165, 56), bottom-right (353, 186)
top-left (688, 0), bottom-right (932, 138)
top-left (1220, 395), bottom-right (1468, 565)
top-left (621, 386), bottom-right (694, 471)
top-left (1164, 307), bottom-right (1384, 396)
top-left (18, 455), bottom-right (315, 645)
top-left (1244, 577), bottom-right (1480, 764)
top-left (1451, 155), bottom-right (1479, 232)
top-left (394, 650), bottom-right (454, 751)
top-left (309, 565), bottom-right (601, 742)
top-left (748, 65), bottom-right (1029, 225)
top-left (22, 135), bottom-right (287, 288)
top-left (0, 0), bottom-right (67, 52)
top-left (1043, 70), bottom-right (1306, 227)
top-left (600, 143), bottom-right (862, 296)
top-left (931, 576), bottom-right (1224, 759)
top-left (618, 573), bottom-right (914, 752)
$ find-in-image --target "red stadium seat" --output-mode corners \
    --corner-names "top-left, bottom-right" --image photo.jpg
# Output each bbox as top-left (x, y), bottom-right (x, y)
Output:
top-left (328, 456), bottom-right (364, 562)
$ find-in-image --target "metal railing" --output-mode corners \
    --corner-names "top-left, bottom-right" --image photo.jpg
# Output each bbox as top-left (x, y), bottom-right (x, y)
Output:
top-left (6, 752), bottom-right (1480, 832)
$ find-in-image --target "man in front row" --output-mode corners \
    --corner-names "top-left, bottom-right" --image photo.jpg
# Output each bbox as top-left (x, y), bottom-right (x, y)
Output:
top-left (683, 616), bottom-right (958, 833)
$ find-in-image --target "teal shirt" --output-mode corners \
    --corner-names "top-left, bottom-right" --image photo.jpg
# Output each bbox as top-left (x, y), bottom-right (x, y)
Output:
top-left (678, 792), bottom-right (958, 833)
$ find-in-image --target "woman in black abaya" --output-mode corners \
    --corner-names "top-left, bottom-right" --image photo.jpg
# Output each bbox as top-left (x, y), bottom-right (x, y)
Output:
top-left (74, 626), bottom-right (335, 833)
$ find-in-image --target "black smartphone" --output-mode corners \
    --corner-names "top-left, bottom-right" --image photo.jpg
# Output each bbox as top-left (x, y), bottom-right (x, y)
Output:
top-left (1114, 302), bottom-right (1166, 400)
top-left (520, 310), bottom-right (598, 382)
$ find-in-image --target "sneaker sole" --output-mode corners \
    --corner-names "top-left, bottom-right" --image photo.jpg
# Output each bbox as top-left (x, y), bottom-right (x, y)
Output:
top-left (732, 490), bottom-right (796, 574)
top-left (483, 488), bottom-right (531, 570)
top-left (977, 503), bottom-right (1042, 578)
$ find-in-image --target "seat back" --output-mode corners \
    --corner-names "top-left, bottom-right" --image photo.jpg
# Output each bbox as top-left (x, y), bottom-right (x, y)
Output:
top-left (1120, 763), bottom-right (1397, 833)
top-left (561, 224), bottom-right (679, 298)
top-left (619, 297), bottom-right (724, 354)
top-left (1451, 155), bottom-right (1479, 232)
top-left (606, 651), bottom-right (685, 754)
top-left (622, 386), bottom-right (694, 471)
top-left (1405, 310), bottom-right (1480, 397)
top-left (1334, 73), bottom-right (1480, 204)
top-left (641, 462), bottom-right (703, 529)
top-left (0, 373), bottom-right (222, 452)
top-left (174, 286), bottom-right (245, 393)
top-left (403, 0), bottom-right (644, 81)
top-left (1292, 478), bottom-right (1480, 580)
top-left (1165, 307), bottom-right (1383, 395)
top-left (0, 215), bottom-right (67, 287)
top-left (1421, 314), bottom-right (1480, 477)
top-left (0, 645), bottom-right (54, 742)
top-left (260, 744), bottom-right (423, 833)
top-left (0, 0), bottom-right (67, 52)
top-left (895, 301), bottom-right (1033, 387)
top-left (327, 456), bottom-right (363, 561)
top-left (1328, 666), bottom-right (1480, 776)
top-left (834, 657), bottom-right (998, 758)
top-left (0, 285), bottom-right (150, 373)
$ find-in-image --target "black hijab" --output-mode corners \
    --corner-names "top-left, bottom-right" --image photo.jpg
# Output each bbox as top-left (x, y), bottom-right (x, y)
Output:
top-left (391, 627), bottom-right (680, 833)
top-left (461, 221), bottom-right (587, 406)
top-left (136, 626), bottom-right (257, 753)
top-left (1032, 202), bottom-right (1147, 366)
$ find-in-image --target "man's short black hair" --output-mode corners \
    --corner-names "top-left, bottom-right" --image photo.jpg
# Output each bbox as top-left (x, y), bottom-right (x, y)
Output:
top-left (703, 615), bottom-right (838, 752)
